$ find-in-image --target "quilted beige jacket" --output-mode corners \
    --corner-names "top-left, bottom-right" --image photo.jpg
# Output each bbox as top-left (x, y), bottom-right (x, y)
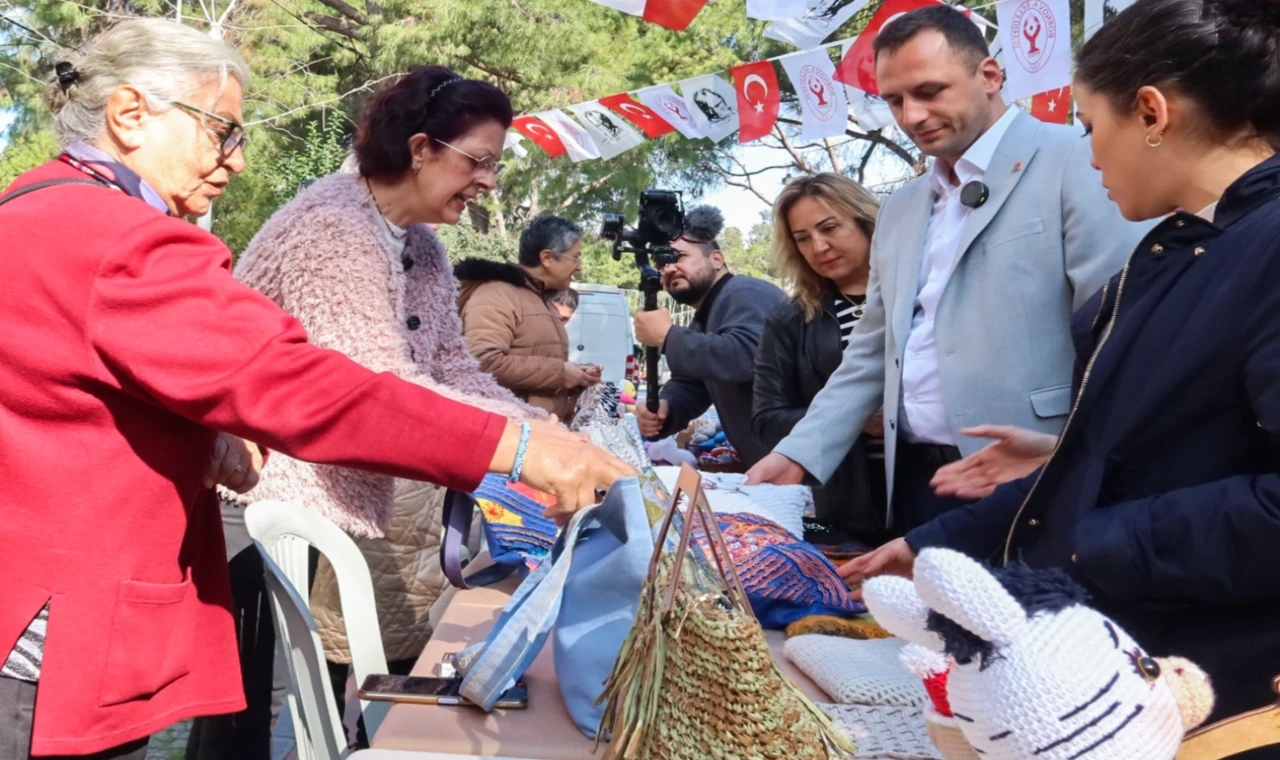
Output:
top-left (311, 479), bottom-right (447, 663)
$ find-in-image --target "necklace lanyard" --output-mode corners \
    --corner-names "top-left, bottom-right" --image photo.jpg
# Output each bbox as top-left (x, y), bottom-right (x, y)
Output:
top-left (58, 154), bottom-right (127, 195)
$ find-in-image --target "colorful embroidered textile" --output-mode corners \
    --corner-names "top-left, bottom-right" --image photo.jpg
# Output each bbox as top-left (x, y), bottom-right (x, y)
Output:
top-left (693, 512), bottom-right (865, 629)
top-left (471, 476), bottom-right (559, 571)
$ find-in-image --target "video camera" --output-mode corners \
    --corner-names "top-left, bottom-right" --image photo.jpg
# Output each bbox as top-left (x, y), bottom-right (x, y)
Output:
top-left (599, 189), bottom-right (686, 415)
top-left (599, 189), bottom-right (684, 268)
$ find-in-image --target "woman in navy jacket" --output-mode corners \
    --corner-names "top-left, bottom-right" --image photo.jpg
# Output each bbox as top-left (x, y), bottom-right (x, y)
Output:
top-left (846, 0), bottom-right (1280, 725)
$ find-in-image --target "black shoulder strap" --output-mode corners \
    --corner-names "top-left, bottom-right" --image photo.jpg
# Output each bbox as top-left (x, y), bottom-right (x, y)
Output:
top-left (0, 178), bottom-right (106, 209)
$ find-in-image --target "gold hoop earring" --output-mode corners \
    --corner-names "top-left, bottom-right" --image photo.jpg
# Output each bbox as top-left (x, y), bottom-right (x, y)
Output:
top-left (1146, 133), bottom-right (1164, 148)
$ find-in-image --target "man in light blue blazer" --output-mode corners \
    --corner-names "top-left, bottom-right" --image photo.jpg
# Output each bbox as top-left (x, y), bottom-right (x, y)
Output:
top-left (747, 5), bottom-right (1148, 535)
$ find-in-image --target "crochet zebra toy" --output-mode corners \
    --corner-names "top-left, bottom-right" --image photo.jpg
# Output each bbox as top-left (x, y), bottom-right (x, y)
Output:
top-left (863, 549), bottom-right (1215, 760)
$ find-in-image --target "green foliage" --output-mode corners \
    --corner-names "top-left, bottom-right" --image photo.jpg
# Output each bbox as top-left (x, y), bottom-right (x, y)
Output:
top-left (260, 118), bottom-right (349, 201)
top-left (0, 128), bottom-right (57, 188)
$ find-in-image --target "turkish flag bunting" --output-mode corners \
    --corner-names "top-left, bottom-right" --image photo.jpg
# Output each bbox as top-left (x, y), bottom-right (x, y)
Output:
top-left (512, 115), bottom-right (567, 158)
top-left (589, 0), bottom-right (707, 31)
top-left (834, 0), bottom-right (942, 94)
top-left (642, 0), bottom-right (708, 30)
top-left (731, 62), bottom-right (782, 144)
top-left (1031, 86), bottom-right (1071, 124)
top-left (599, 93), bottom-right (676, 139)
top-left (732, 61), bottom-right (778, 143)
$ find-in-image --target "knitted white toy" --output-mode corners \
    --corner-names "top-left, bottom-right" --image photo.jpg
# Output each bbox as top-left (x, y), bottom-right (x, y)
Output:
top-left (863, 549), bottom-right (1215, 760)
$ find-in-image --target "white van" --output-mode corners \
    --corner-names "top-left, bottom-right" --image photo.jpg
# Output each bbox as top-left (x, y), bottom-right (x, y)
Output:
top-left (566, 283), bottom-right (634, 386)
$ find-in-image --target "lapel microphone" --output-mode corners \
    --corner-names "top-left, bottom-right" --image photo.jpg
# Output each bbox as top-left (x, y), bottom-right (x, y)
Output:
top-left (961, 180), bottom-right (990, 209)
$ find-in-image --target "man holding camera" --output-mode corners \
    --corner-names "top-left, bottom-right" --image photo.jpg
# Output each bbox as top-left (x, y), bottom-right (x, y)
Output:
top-left (633, 205), bottom-right (786, 467)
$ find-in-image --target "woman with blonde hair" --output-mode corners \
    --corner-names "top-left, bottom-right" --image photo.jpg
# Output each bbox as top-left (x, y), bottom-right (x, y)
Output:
top-left (752, 173), bottom-right (888, 545)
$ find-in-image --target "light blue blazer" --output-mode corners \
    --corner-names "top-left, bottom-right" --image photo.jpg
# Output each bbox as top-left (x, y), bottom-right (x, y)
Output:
top-left (774, 109), bottom-right (1152, 525)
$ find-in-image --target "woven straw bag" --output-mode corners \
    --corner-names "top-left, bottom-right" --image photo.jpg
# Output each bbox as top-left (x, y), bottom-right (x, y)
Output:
top-left (598, 464), bottom-right (855, 760)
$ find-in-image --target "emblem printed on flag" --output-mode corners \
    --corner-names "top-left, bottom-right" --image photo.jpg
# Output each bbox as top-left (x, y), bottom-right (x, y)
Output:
top-left (997, 0), bottom-right (1071, 101)
top-left (781, 50), bottom-right (849, 140)
top-left (679, 74), bottom-right (740, 143)
top-left (638, 85), bottom-right (705, 139)
top-left (569, 102), bottom-right (645, 159)
top-left (764, 0), bottom-right (870, 51)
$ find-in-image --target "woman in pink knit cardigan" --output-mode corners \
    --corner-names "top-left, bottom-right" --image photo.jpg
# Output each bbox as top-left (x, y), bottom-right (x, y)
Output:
top-left (193, 67), bottom-right (552, 754)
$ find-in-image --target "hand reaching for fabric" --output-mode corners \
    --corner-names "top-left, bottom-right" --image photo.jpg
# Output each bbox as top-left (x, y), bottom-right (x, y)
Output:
top-left (489, 420), bottom-right (637, 525)
top-left (930, 425), bottom-right (1058, 500)
top-left (745, 452), bottom-right (806, 486)
top-left (205, 432), bottom-right (263, 494)
top-left (838, 538), bottom-right (916, 601)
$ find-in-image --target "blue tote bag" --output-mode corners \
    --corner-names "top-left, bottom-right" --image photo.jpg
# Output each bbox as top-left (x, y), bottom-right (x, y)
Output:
top-left (453, 474), bottom-right (666, 738)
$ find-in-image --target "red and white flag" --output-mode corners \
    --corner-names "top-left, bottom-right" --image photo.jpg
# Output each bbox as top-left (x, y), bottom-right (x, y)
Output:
top-left (840, 40), bottom-right (896, 131)
top-left (1030, 85), bottom-right (1071, 124)
top-left (780, 50), bottom-right (849, 140)
top-left (730, 61), bottom-right (781, 143)
top-left (747, 0), bottom-right (811, 21)
top-left (997, 0), bottom-right (1071, 101)
top-left (834, 0), bottom-right (942, 94)
top-left (599, 93), bottom-right (676, 139)
top-left (512, 115), bottom-right (567, 158)
top-left (535, 110), bottom-right (601, 163)
top-left (588, 0), bottom-right (708, 31)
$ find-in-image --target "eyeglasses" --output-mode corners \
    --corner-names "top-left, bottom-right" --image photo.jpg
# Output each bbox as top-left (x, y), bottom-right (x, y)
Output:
top-left (436, 139), bottom-right (505, 179)
top-left (174, 101), bottom-right (248, 157)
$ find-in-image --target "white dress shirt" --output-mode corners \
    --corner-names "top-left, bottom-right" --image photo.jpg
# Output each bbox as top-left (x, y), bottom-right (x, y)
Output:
top-left (901, 106), bottom-right (1019, 446)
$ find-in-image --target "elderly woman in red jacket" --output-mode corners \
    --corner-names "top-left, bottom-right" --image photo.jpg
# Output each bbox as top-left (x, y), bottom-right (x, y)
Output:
top-left (0, 18), bottom-right (632, 759)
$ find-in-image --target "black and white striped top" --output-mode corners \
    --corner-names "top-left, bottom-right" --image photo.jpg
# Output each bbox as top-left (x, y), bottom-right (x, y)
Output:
top-left (832, 293), bottom-right (884, 459)
top-left (833, 293), bottom-right (867, 348)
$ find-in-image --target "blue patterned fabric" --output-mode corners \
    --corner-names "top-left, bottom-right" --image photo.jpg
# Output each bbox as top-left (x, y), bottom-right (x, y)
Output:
top-left (695, 512), bottom-right (866, 629)
top-left (471, 475), bottom-right (559, 571)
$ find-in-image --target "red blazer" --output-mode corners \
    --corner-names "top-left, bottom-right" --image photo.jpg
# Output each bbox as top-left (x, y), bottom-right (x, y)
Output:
top-left (0, 161), bottom-right (506, 754)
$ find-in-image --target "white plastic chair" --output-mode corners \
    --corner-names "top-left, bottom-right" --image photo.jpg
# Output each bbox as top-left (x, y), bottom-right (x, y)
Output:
top-left (245, 500), bottom-right (392, 760)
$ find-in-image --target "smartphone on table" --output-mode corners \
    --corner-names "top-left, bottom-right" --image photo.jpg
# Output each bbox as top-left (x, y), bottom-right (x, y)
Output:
top-left (358, 673), bottom-right (528, 709)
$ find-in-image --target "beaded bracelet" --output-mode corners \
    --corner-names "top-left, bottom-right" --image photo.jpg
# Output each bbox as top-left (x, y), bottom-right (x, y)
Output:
top-left (508, 422), bottom-right (532, 484)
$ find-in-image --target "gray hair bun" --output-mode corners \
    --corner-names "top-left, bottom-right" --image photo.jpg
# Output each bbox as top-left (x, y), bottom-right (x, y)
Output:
top-left (682, 205), bottom-right (724, 243)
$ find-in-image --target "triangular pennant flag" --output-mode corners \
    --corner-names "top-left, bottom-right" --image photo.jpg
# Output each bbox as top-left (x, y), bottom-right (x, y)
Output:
top-left (780, 50), bottom-right (849, 140)
top-left (679, 74), bottom-right (739, 143)
top-left (765, 0), bottom-right (870, 50)
top-left (834, 0), bottom-right (942, 94)
top-left (599, 93), bottom-right (676, 139)
top-left (1030, 85), bottom-right (1071, 124)
top-left (588, 0), bottom-right (708, 30)
top-left (730, 61), bottom-right (782, 143)
top-left (840, 39), bottom-right (896, 131)
top-left (568, 101), bottom-right (646, 159)
top-left (503, 131), bottom-right (529, 159)
top-left (747, 0), bottom-right (813, 21)
top-left (637, 85), bottom-right (705, 139)
top-left (997, 0), bottom-right (1071, 102)
top-left (512, 115), bottom-right (567, 158)
top-left (535, 110), bottom-right (602, 162)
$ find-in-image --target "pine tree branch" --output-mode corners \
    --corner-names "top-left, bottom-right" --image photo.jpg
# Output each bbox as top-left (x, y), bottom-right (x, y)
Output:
top-left (458, 55), bottom-right (530, 87)
top-left (823, 138), bottom-right (842, 173)
top-left (305, 12), bottom-right (365, 40)
top-left (856, 141), bottom-right (875, 183)
top-left (555, 171), bottom-right (618, 211)
top-left (312, 0), bottom-right (368, 25)
top-left (244, 72), bottom-right (401, 125)
top-left (705, 164), bottom-right (773, 206)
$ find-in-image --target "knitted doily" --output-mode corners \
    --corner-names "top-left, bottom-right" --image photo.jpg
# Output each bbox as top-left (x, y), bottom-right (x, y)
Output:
top-left (785, 635), bottom-right (927, 707)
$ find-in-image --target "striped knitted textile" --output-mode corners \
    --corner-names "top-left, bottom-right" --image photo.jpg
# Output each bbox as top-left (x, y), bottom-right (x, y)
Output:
top-left (819, 703), bottom-right (942, 760)
top-left (2, 605), bottom-right (48, 682)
